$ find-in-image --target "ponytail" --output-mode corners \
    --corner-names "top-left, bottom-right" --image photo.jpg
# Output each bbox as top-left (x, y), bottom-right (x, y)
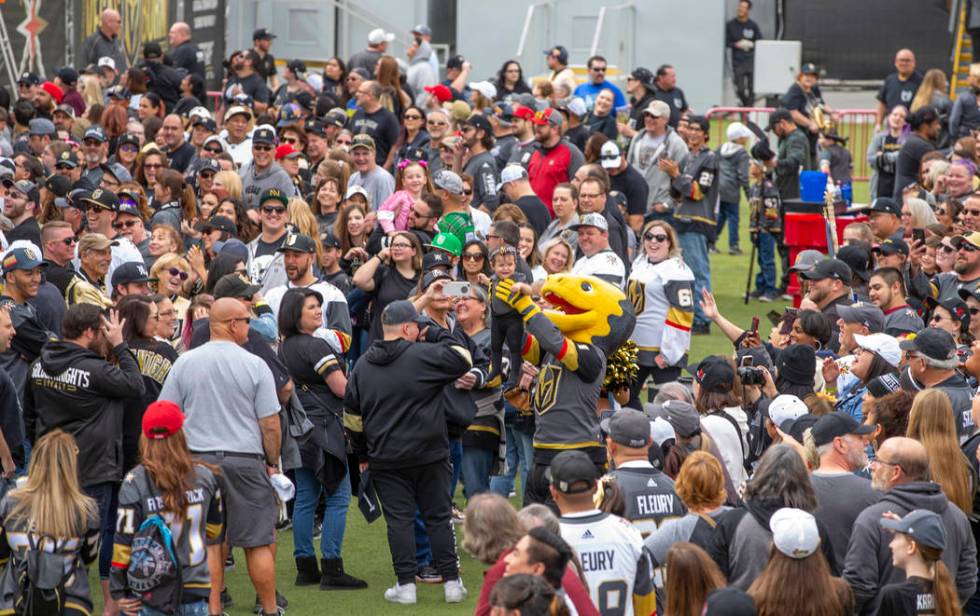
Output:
top-left (931, 558), bottom-right (960, 616)
top-left (549, 594), bottom-right (571, 616)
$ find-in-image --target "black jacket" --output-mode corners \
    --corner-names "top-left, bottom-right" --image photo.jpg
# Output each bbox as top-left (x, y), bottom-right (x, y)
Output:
top-left (344, 328), bottom-right (473, 469)
top-left (141, 61), bottom-right (183, 111)
top-left (24, 340), bottom-right (145, 487)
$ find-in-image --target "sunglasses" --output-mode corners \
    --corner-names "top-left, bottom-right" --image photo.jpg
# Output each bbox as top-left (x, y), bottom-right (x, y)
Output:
top-left (427, 120), bottom-right (448, 126)
top-left (261, 205), bottom-right (286, 215)
top-left (965, 208), bottom-right (980, 217)
top-left (972, 308), bottom-right (980, 316)
top-left (253, 145), bottom-right (274, 152)
top-left (941, 245), bottom-right (956, 253)
top-left (930, 313), bottom-right (947, 322)
top-left (404, 114), bottom-right (423, 121)
top-left (169, 267), bottom-right (189, 280)
top-left (644, 232), bottom-right (668, 242)
top-left (462, 189), bottom-right (473, 196)
top-left (113, 219), bottom-right (140, 229)
top-left (204, 146), bottom-right (223, 154)
top-left (143, 163), bottom-right (162, 169)
top-left (462, 252), bottom-right (484, 261)
top-left (56, 237), bottom-right (78, 246)
top-left (199, 171), bottom-right (215, 179)
top-left (591, 66), bottom-right (607, 72)
top-left (119, 144), bottom-right (138, 153)
top-left (960, 243), bottom-right (979, 252)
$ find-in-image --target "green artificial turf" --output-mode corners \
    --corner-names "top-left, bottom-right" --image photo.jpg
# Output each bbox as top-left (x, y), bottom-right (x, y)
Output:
top-left (87, 179), bottom-right (870, 615)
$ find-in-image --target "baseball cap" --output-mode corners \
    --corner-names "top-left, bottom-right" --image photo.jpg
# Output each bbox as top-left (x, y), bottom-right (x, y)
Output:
top-left (324, 108), bottom-right (348, 129)
top-left (1, 246), bottom-right (45, 272)
top-left (544, 45), bottom-right (569, 64)
top-left (775, 344), bottom-right (816, 386)
top-left (432, 169), bottom-right (464, 195)
top-left (275, 144), bottom-right (302, 160)
top-left (224, 105), bottom-right (252, 122)
top-left (801, 62), bottom-right (819, 75)
top-left (344, 185), bottom-right (369, 201)
top-left (836, 244), bottom-right (873, 282)
top-left (101, 162), bottom-right (132, 184)
top-left (428, 232), bottom-right (462, 257)
top-left (836, 301), bottom-right (885, 333)
top-left (768, 109), bottom-right (793, 130)
top-left (662, 399), bottom-right (701, 438)
top-left (547, 450), bottom-right (598, 494)
top-left (381, 299), bottom-right (426, 326)
top-left (276, 233), bottom-right (316, 254)
top-left (798, 258), bottom-right (852, 282)
top-left (599, 141), bottom-right (622, 169)
top-left (870, 197), bottom-right (901, 217)
top-left (259, 188), bottom-right (289, 208)
top-left (423, 251), bottom-right (453, 272)
top-left (468, 81), bottom-right (497, 100)
top-left (462, 113), bottom-right (493, 135)
top-left (788, 249), bottom-right (825, 273)
top-left (4, 179), bottom-right (38, 203)
top-left (17, 72), bottom-right (39, 86)
top-left (421, 269), bottom-right (452, 291)
top-left (197, 159), bottom-right (221, 176)
top-left (54, 104), bottom-right (76, 119)
top-left (643, 100), bottom-right (671, 118)
top-left (879, 509), bottom-right (947, 550)
top-left (40, 82), bottom-right (63, 103)
top-left (77, 233), bottom-right (117, 253)
top-left (83, 125), bottom-right (107, 143)
top-left (276, 103), bottom-right (303, 128)
top-left (560, 97), bottom-right (588, 119)
top-left (726, 122), bottom-right (754, 141)
top-left (111, 261), bottom-right (155, 288)
top-left (569, 212), bottom-right (609, 232)
top-left (811, 412), bottom-right (875, 447)
top-left (41, 174), bottom-right (71, 200)
top-left (55, 150), bottom-right (79, 169)
top-left (899, 327), bottom-right (957, 362)
top-left (766, 395), bottom-right (809, 432)
top-left (202, 215), bottom-right (237, 236)
top-left (853, 332), bottom-right (901, 367)
top-left (320, 231), bottom-right (341, 250)
top-left (686, 356), bottom-right (735, 394)
top-left (80, 188), bottom-right (119, 211)
top-left (116, 194), bottom-right (141, 218)
top-left (142, 400), bottom-right (185, 440)
top-left (532, 107), bottom-right (563, 128)
top-left (873, 238), bottom-right (909, 257)
top-left (424, 84), bottom-right (453, 103)
top-left (367, 28), bottom-right (395, 45)
top-left (926, 295), bottom-right (970, 330)
top-left (770, 508), bottom-right (820, 559)
top-left (600, 409), bottom-right (651, 449)
top-left (951, 232), bottom-right (980, 250)
top-left (866, 372), bottom-right (902, 398)
top-left (252, 127), bottom-right (277, 146)
top-left (104, 85), bottom-right (127, 100)
top-left (411, 24), bottom-right (432, 36)
top-left (97, 56), bottom-right (117, 71)
top-left (350, 134), bottom-right (376, 151)
top-left (213, 273), bottom-right (261, 299)
top-left (143, 41), bottom-right (163, 59)
top-left (497, 164), bottom-right (528, 191)
top-left (304, 118), bottom-right (327, 137)
top-left (512, 105), bottom-right (536, 121)
top-left (253, 28), bottom-right (277, 40)
top-left (629, 67), bottom-right (656, 91)
top-left (28, 118), bottom-right (56, 136)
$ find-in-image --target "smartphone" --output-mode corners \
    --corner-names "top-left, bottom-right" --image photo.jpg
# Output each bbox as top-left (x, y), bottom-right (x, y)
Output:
top-left (442, 281), bottom-right (471, 297)
top-left (766, 310), bottom-right (782, 326)
top-left (912, 228), bottom-right (925, 245)
top-left (749, 316), bottom-right (759, 336)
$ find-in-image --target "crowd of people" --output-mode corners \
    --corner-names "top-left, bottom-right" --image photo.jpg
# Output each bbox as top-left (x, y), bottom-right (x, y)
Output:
top-left (0, 3), bottom-right (975, 616)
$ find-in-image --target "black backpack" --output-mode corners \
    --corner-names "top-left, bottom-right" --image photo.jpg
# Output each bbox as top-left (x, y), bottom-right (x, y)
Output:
top-left (126, 472), bottom-right (182, 613)
top-left (13, 532), bottom-right (72, 616)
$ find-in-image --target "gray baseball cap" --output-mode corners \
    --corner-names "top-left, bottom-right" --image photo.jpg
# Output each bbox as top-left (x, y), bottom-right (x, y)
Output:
top-left (879, 509), bottom-right (946, 550)
top-left (600, 409), bottom-right (651, 449)
top-left (663, 400), bottom-right (700, 438)
top-left (432, 169), bottom-right (464, 196)
top-left (788, 249), bottom-right (825, 273)
top-left (381, 299), bottom-right (427, 326)
top-left (836, 301), bottom-right (885, 333)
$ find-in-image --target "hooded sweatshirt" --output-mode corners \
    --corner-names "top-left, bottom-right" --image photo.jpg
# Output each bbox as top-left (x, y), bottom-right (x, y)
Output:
top-left (843, 481), bottom-right (977, 615)
top-left (24, 339), bottom-right (145, 487)
top-left (407, 41), bottom-right (438, 106)
top-left (716, 141), bottom-right (751, 204)
top-left (240, 161), bottom-right (297, 210)
top-left (343, 327), bottom-right (473, 469)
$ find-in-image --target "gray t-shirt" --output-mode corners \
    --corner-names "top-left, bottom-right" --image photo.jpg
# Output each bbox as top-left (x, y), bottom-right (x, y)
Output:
top-left (811, 471), bottom-right (880, 572)
top-left (349, 167), bottom-right (395, 211)
top-left (159, 340), bottom-right (280, 454)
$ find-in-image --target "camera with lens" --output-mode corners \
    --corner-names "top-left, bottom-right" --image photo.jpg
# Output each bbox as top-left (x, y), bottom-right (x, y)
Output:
top-left (738, 366), bottom-right (765, 386)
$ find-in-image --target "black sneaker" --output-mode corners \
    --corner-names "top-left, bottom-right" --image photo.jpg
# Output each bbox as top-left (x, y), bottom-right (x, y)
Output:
top-left (224, 553), bottom-right (235, 571)
top-left (253, 591), bottom-right (288, 614)
top-left (691, 323), bottom-right (711, 336)
top-left (221, 588), bottom-right (233, 607)
top-left (275, 517), bottom-right (292, 532)
top-left (415, 565), bottom-right (443, 584)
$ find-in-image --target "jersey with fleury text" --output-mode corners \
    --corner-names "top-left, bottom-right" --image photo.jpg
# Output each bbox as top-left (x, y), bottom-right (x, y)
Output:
top-left (626, 256), bottom-right (694, 367)
top-left (609, 465), bottom-right (687, 537)
top-left (560, 509), bottom-right (655, 616)
top-left (110, 464), bottom-right (224, 603)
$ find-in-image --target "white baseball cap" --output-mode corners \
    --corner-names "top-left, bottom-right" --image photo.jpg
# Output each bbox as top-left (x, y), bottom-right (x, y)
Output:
top-left (770, 507), bottom-right (820, 559)
top-left (188, 106), bottom-right (212, 122)
top-left (97, 56), bottom-right (117, 71)
top-left (726, 121), bottom-right (754, 142)
top-left (368, 28), bottom-right (395, 45)
top-left (468, 80), bottom-right (497, 100)
top-left (649, 417), bottom-right (676, 447)
top-left (853, 333), bottom-right (901, 368)
top-left (767, 395), bottom-right (808, 432)
top-left (600, 141), bottom-right (622, 169)
top-left (496, 164), bottom-right (528, 190)
top-left (561, 97), bottom-right (588, 118)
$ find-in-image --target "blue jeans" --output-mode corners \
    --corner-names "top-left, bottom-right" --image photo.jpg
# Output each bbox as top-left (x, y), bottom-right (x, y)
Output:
top-left (84, 481), bottom-right (117, 579)
top-left (755, 231), bottom-right (777, 295)
top-left (966, 570), bottom-right (980, 615)
top-left (717, 201), bottom-right (740, 248)
top-left (490, 424), bottom-right (534, 499)
top-left (292, 468), bottom-right (351, 559)
top-left (141, 602), bottom-right (208, 616)
top-left (461, 447), bottom-right (494, 500)
top-left (678, 232), bottom-right (712, 326)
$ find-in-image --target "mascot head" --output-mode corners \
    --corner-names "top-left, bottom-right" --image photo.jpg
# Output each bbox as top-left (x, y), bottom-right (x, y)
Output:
top-left (539, 274), bottom-right (636, 356)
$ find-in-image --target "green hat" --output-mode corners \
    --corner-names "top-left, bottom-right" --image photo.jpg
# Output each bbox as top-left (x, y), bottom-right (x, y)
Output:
top-left (435, 211), bottom-right (473, 250)
top-left (259, 187), bottom-right (289, 208)
top-left (427, 232), bottom-right (462, 257)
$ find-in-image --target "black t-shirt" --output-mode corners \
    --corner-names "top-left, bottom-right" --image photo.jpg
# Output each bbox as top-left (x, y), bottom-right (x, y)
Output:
top-left (877, 72), bottom-right (923, 111)
top-left (565, 124), bottom-right (590, 152)
top-left (323, 270), bottom-right (351, 295)
top-left (7, 217), bottom-right (41, 248)
top-left (653, 87), bottom-right (688, 128)
top-left (514, 195), bottom-right (551, 238)
top-left (610, 164), bottom-right (651, 217)
top-left (781, 83), bottom-right (824, 116)
top-left (224, 72), bottom-right (270, 104)
top-left (166, 140), bottom-right (197, 174)
top-left (279, 334), bottom-right (344, 416)
top-left (254, 51), bottom-right (277, 80)
top-left (894, 134), bottom-right (935, 198)
top-left (169, 42), bottom-right (205, 78)
top-left (877, 133), bottom-right (902, 198)
top-left (368, 264), bottom-right (419, 342)
top-left (122, 337), bottom-right (179, 470)
top-left (351, 107), bottom-right (401, 166)
top-left (875, 576), bottom-right (935, 615)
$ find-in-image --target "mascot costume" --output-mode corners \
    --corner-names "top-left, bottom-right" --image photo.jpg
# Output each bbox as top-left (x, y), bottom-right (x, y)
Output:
top-left (494, 273), bottom-right (636, 507)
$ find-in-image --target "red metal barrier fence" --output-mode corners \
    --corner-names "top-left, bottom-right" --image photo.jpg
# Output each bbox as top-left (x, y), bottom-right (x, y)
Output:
top-left (705, 107), bottom-right (878, 183)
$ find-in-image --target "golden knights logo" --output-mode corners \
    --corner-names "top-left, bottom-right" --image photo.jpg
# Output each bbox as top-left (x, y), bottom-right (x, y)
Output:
top-left (532, 364), bottom-right (563, 414)
top-left (627, 280), bottom-right (645, 314)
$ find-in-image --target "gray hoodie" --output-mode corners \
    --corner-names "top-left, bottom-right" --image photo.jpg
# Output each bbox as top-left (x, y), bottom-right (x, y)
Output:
top-left (843, 481), bottom-right (977, 615)
top-left (627, 127), bottom-right (689, 213)
top-left (716, 141), bottom-right (750, 204)
top-left (240, 161), bottom-right (296, 210)
top-left (408, 41), bottom-right (438, 107)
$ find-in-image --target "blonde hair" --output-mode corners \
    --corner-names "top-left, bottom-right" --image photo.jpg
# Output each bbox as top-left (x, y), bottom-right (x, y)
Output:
top-left (287, 198), bottom-right (324, 261)
top-left (462, 493), bottom-right (524, 565)
top-left (150, 252), bottom-right (191, 295)
top-left (213, 170), bottom-right (243, 203)
top-left (907, 389), bottom-right (974, 514)
top-left (642, 220), bottom-right (683, 259)
top-left (674, 451), bottom-right (727, 510)
top-left (540, 238), bottom-right (575, 274)
top-left (911, 69), bottom-right (948, 112)
top-left (903, 197), bottom-right (938, 229)
top-left (79, 74), bottom-right (103, 109)
top-left (8, 430), bottom-right (97, 539)
top-left (970, 63), bottom-right (980, 87)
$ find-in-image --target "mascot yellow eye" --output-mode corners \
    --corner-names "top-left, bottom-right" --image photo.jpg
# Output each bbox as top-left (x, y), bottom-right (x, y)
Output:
top-left (580, 281), bottom-right (592, 293)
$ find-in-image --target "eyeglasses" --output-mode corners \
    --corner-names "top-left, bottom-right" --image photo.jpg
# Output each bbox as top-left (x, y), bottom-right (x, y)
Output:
top-left (143, 163), bottom-right (162, 169)
top-left (253, 145), bottom-right (273, 152)
top-left (485, 233), bottom-right (500, 241)
top-left (119, 144), bottom-right (138, 153)
top-left (960, 242), bottom-right (979, 252)
top-left (113, 219), bottom-right (140, 229)
top-left (644, 232), bottom-right (668, 242)
top-left (930, 313), bottom-right (948, 323)
top-left (404, 114), bottom-right (423, 121)
top-left (169, 267), bottom-right (189, 280)
top-left (579, 192), bottom-right (601, 200)
top-left (260, 206), bottom-right (286, 215)
top-left (410, 209), bottom-right (432, 219)
top-left (199, 171), bottom-right (215, 179)
top-left (462, 252), bottom-right (484, 261)
top-left (872, 457), bottom-right (903, 472)
top-left (940, 244), bottom-right (956, 253)
top-left (903, 351), bottom-right (921, 361)
top-left (971, 307), bottom-right (980, 316)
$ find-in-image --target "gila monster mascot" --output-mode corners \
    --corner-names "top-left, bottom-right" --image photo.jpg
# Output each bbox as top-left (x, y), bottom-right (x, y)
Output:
top-left (494, 273), bottom-right (636, 507)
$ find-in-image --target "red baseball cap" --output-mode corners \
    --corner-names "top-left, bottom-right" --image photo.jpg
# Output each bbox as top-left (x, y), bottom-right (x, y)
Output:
top-left (512, 105), bottom-right (536, 121)
top-left (142, 400), bottom-right (185, 440)
top-left (41, 81), bottom-right (63, 104)
top-left (424, 84), bottom-right (453, 103)
top-left (275, 144), bottom-right (302, 160)
top-left (532, 107), bottom-right (563, 127)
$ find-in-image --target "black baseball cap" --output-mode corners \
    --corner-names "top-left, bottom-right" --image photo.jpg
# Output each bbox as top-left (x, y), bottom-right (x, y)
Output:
top-left (423, 250), bottom-right (452, 272)
top-left (685, 356), bottom-right (735, 394)
top-left (381, 299), bottom-right (426, 326)
top-left (41, 174), bottom-right (71, 199)
top-left (17, 72), bottom-right (39, 86)
top-left (873, 238), bottom-right (909, 257)
top-left (202, 215), bottom-right (237, 236)
top-left (811, 412), bottom-right (874, 447)
top-left (320, 231), bottom-right (341, 249)
top-left (798, 258), bottom-right (852, 282)
top-left (866, 373), bottom-right (902, 398)
top-left (600, 409), bottom-right (651, 449)
top-left (305, 118), bottom-right (327, 136)
top-left (252, 127), bottom-right (277, 146)
top-left (446, 54), bottom-right (465, 70)
top-left (801, 62), bottom-right (819, 75)
top-left (143, 42), bottom-right (163, 59)
top-left (462, 113), bottom-right (493, 135)
top-left (276, 233), bottom-right (316, 254)
top-left (544, 45), bottom-right (569, 64)
top-left (80, 188), bottom-right (119, 211)
top-left (213, 273), bottom-right (261, 299)
top-left (253, 28), bottom-right (277, 40)
top-left (111, 261), bottom-right (156, 288)
top-left (55, 150), bottom-right (79, 169)
top-left (870, 197), bottom-right (901, 217)
top-left (775, 344), bottom-right (816, 386)
top-left (421, 269), bottom-right (452, 291)
top-left (836, 244), bottom-right (872, 282)
top-left (899, 327), bottom-right (957, 362)
top-left (56, 67), bottom-right (79, 85)
top-left (629, 67), bottom-right (656, 91)
top-left (546, 450), bottom-right (598, 494)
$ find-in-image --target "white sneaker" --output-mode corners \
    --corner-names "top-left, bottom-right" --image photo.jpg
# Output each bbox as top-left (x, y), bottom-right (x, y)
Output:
top-left (444, 578), bottom-right (468, 603)
top-left (384, 582), bottom-right (417, 604)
